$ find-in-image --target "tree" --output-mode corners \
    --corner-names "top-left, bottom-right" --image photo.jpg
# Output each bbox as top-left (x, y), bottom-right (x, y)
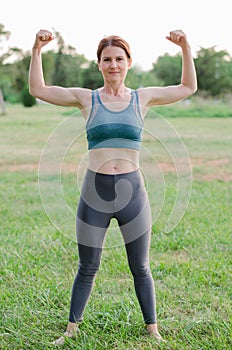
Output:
top-left (21, 86), bottom-right (36, 107)
top-left (195, 47), bottom-right (232, 96)
top-left (82, 60), bottom-right (103, 89)
top-left (125, 65), bottom-right (144, 89)
top-left (0, 87), bottom-right (5, 114)
top-left (152, 53), bottom-right (182, 86)
top-left (0, 24), bottom-right (30, 105)
top-left (0, 23), bottom-right (11, 113)
top-left (125, 65), bottom-right (161, 88)
top-left (0, 23), bottom-right (11, 64)
top-left (52, 30), bottom-right (86, 87)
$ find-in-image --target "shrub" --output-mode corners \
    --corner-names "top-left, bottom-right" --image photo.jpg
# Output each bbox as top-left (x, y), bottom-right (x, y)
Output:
top-left (21, 87), bottom-right (37, 107)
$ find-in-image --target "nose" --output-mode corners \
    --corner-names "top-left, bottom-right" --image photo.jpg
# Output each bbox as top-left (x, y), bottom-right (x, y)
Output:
top-left (110, 60), bottom-right (118, 68)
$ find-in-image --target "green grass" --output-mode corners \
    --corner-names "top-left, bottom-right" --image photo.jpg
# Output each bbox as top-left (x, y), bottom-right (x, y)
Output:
top-left (0, 103), bottom-right (232, 349)
top-left (147, 95), bottom-right (232, 118)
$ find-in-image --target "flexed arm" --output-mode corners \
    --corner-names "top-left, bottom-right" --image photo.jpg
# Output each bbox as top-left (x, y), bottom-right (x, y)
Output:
top-left (29, 29), bottom-right (88, 108)
top-left (29, 30), bottom-right (52, 99)
top-left (139, 30), bottom-right (198, 108)
top-left (166, 30), bottom-right (197, 96)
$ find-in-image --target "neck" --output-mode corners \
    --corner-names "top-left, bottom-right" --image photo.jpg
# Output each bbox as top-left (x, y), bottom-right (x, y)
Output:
top-left (100, 84), bottom-right (129, 97)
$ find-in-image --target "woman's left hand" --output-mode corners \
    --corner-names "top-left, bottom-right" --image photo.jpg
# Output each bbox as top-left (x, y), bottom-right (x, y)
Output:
top-left (166, 30), bottom-right (189, 48)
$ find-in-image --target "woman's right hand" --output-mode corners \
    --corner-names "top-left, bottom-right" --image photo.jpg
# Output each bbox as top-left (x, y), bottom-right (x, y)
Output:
top-left (33, 29), bottom-right (54, 49)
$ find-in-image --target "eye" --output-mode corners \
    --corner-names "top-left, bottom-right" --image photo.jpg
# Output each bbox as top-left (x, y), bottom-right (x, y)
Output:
top-left (103, 58), bottom-right (110, 62)
top-left (116, 57), bottom-right (123, 61)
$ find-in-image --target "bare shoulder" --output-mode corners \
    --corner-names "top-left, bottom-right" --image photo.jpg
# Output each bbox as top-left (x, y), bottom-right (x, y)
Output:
top-left (136, 87), bottom-right (161, 111)
top-left (70, 87), bottom-right (92, 119)
top-left (70, 87), bottom-right (92, 109)
top-left (137, 86), bottom-right (163, 106)
top-left (137, 85), bottom-right (188, 107)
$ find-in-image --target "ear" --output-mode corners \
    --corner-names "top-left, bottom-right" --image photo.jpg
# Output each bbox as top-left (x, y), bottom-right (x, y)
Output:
top-left (97, 61), bottom-right (101, 71)
top-left (128, 58), bottom-right (132, 69)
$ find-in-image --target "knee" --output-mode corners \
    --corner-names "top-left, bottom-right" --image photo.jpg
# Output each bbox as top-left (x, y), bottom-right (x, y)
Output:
top-left (78, 258), bottom-right (100, 277)
top-left (129, 262), bottom-right (151, 278)
top-left (77, 245), bottom-right (102, 277)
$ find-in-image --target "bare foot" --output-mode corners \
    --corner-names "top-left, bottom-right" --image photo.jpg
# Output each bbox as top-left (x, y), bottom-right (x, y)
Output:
top-left (52, 322), bottom-right (78, 345)
top-left (146, 324), bottom-right (165, 342)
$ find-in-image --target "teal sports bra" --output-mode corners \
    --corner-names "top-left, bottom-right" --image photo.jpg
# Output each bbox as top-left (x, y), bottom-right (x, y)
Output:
top-left (86, 89), bottom-right (143, 150)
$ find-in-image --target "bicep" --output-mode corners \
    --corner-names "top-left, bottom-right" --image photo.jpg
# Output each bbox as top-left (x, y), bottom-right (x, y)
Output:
top-left (34, 86), bottom-right (86, 108)
top-left (139, 85), bottom-right (193, 107)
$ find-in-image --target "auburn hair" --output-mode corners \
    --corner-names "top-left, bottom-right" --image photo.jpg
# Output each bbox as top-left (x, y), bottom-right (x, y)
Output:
top-left (97, 35), bottom-right (132, 63)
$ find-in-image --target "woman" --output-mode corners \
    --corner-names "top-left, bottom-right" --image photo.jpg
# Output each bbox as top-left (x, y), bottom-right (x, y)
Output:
top-left (29, 29), bottom-right (197, 344)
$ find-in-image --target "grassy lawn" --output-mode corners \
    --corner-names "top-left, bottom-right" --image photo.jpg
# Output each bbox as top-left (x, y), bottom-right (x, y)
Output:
top-left (0, 103), bottom-right (231, 349)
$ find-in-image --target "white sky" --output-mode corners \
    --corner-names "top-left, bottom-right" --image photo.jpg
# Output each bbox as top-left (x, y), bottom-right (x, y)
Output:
top-left (1, 0), bottom-right (231, 71)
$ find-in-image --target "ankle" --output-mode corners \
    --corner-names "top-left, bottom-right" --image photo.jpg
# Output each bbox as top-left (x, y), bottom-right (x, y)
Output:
top-left (66, 322), bottom-right (78, 335)
top-left (145, 324), bottom-right (164, 342)
top-left (146, 323), bottom-right (158, 333)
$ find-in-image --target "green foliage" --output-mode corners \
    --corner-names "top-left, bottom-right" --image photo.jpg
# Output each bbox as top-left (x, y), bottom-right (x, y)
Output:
top-left (125, 65), bottom-right (144, 88)
top-left (51, 31), bottom-right (87, 87)
top-left (152, 53), bottom-right (182, 85)
top-left (52, 50), bottom-right (67, 86)
top-left (0, 23), bottom-right (11, 64)
top-left (21, 86), bottom-right (37, 107)
top-left (82, 60), bottom-right (103, 89)
top-left (195, 47), bottom-right (232, 96)
top-left (52, 52), bottom-right (85, 86)
top-left (125, 65), bottom-right (161, 88)
top-left (41, 50), bottom-right (56, 84)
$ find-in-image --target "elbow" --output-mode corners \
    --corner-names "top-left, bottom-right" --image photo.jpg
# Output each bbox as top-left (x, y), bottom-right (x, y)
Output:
top-left (186, 83), bottom-right (198, 97)
top-left (191, 77), bottom-right (198, 95)
top-left (28, 84), bottom-right (37, 98)
top-left (29, 87), bottom-right (35, 97)
top-left (29, 86), bottom-right (42, 100)
top-left (193, 84), bottom-right (198, 95)
top-left (181, 77), bottom-right (198, 97)
top-left (192, 80), bottom-right (198, 94)
top-left (191, 85), bottom-right (198, 96)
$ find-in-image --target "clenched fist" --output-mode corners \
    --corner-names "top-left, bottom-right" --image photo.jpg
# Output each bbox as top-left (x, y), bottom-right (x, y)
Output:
top-left (33, 29), bottom-right (54, 49)
top-left (166, 29), bottom-right (189, 48)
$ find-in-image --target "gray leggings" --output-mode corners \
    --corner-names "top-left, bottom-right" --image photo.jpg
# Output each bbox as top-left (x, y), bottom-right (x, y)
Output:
top-left (69, 169), bottom-right (156, 324)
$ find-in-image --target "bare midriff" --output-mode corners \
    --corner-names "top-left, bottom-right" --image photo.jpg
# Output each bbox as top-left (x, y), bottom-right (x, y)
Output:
top-left (87, 148), bottom-right (140, 174)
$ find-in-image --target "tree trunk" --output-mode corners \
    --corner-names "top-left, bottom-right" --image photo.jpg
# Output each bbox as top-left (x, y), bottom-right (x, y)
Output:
top-left (0, 87), bottom-right (6, 114)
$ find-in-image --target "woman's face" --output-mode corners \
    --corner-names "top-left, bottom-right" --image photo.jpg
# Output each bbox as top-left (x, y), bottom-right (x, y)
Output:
top-left (98, 46), bottom-right (131, 82)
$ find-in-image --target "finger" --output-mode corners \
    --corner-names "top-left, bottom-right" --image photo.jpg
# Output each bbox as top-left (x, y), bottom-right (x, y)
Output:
top-left (38, 29), bottom-right (53, 41)
top-left (171, 30), bottom-right (185, 42)
top-left (40, 33), bottom-right (53, 41)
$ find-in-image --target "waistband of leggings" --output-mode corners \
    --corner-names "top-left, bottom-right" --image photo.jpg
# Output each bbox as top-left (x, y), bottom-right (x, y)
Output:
top-left (86, 168), bottom-right (142, 180)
